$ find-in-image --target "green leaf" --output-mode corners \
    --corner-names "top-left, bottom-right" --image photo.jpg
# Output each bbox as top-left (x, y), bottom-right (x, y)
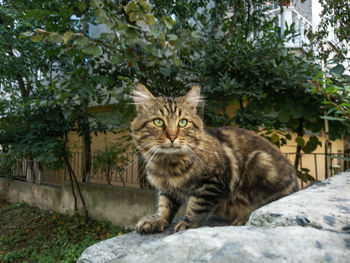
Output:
top-left (21, 31), bottom-right (34, 38)
top-left (139, 0), bottom-right (151, 12)
top-left (146, 14), bottom-right (155, 25)
top-left (93, 46), bottom-right (102, 56)
top-left (172, 55), bottom-right (180, 67)
top-left (321, 115), bottom-right (346, 121)
top-left (74, 38), bottom-right (89, 47)
top-left (270, 133), bottom-right (280, 144)
top-left (124, 27), bottom-right (139, 39)
top-left (125, 2), bottom-right (138, 14)
top-left (83, 46), bottom-right (102, 56)
top-left (49, 32), bottom-right (63, 43)
top-left (163, 17), bottom-right (175, 29)
top-left (79, 2), bottom-right (88, 11)
top-left (159, 67), bottom-right (171, 76)
top-left (96, 9), bottom-right (108, 24)
top-left (129, 12), bottom-right (138, 22)
top-left (63, 31), bottom-right (74, 44)
top-left (325, 85), bottom-right (337, 95)
top-left (297, 168), bottom-right (315, 182)
top-left (278, 110), bottom-right (290, 122)
top-left (330, 156), bottom-right (350, 161)
top-left (263, 103), bottom-right (272, 114)
top-left (191, 30), bottom-right (202, 38)
top-left (90, 0), bottom-right (103, 8)
top-left (168, 34), bottom-right (178, 41)
top-left (295, 136), bottom-right (305, 147)
top-left (31, 34), bottom-right (43, 42)
top-left (292, 107), bottom-right (303, 119)
top-left (313, 71), bottom-right (324, 81)
top-left (111, 54), bottom-right (122, 65)
top-left (303, 136), bottom-right (320, 153)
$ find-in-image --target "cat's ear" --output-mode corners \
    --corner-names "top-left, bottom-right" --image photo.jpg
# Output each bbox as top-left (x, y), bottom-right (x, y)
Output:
top-left (133, 83), bottom-right (155, 113)
top-left (184, 85), bottom-right (201, 111)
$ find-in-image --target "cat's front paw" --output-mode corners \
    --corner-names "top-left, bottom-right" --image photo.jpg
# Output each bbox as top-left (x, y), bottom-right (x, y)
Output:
top-left (173, 220), bottom-right (197, 233)
top-left (136, 215), bottom-right (169, 234)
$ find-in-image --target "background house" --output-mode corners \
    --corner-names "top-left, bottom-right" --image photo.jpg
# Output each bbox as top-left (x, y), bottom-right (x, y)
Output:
top-left (60, 0), bottom-right (348, 189)
top-left (3, 0), bottom-right (348, 190)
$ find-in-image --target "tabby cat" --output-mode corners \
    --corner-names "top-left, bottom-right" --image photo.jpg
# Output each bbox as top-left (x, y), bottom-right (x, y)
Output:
top-left (131, 83), bottom-right (298, 234)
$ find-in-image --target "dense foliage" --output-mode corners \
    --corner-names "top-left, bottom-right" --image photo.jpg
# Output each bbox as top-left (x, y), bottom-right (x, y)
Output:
top-left (307, 0), bottom-right (350, 122)
top-left (0, 0), bottom-right (349, 184)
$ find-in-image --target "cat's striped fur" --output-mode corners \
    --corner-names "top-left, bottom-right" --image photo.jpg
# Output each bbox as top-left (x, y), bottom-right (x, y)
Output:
top-left (131, 83), bottom-right (298, 234)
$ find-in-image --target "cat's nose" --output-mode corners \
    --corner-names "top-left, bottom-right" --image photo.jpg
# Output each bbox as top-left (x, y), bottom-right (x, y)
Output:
top-left (167, 134), bottom-right (177, 143)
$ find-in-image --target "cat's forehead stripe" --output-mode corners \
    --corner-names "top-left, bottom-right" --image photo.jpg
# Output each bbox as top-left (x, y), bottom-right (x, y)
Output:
top-left (161, 97), bottom-right (179, 115)
top-left (168, 98), bottom-right (176, 114)
top-left (161, 97), bottom-right (170, 114)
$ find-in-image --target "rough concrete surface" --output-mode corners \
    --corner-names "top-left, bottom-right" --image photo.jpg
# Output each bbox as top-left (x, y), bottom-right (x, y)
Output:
top-left (78, 172), bottom-right (350, 263)
top-left (0, 178), bottom-right (158, 227)
top-left (247, 172), bottom-right (350, 232)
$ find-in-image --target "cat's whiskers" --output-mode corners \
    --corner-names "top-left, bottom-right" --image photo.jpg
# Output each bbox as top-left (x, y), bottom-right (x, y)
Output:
top-left (139, 145), bottom-right (158, 163)
top-left (136, 142), bottom-right (157, 152)
top-left (191, 152), bottom-right (209, 171)
top-left (181, 146), bottom-right (196, 166)
top-left (144, 146), bottom-right (160, 172)
top-left (185, 142), bottom-right (213, 154)
top-left (183, 147), bottom-right (206, 171)
top-left (183, 144), bottom-right (210, 171)
top-left (122, 143), bottom-right (157, 171)
top-left (134, 146), bottom-right (159, 178)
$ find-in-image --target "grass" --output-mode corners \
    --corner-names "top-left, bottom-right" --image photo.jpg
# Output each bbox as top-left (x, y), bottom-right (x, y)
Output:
top-left (0, 198), bottom-right (130, 263)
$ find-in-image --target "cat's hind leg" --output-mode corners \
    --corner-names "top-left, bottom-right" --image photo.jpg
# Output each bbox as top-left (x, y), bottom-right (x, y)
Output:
top-left (215, 197), bottom-right (254, 226)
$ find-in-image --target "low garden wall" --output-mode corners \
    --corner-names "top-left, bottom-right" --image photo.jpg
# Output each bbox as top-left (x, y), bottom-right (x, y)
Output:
top-left (0, 178), bottom-right (158, 227)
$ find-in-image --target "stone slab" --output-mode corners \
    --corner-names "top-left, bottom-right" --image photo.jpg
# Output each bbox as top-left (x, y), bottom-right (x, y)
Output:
top-left (78, 226), bottom-right (350, 263)
top-left (247, 172), bottom-right (350, 232)
top-left (78, 173), bottom-right (350, 263)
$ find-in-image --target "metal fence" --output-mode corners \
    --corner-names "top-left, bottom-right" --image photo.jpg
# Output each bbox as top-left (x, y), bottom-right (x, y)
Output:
top-left (4, 159), bottom-right (67, 186)
top-left (70, 151), bottom-right (142, 188)
top-left (284, 152), bottom-right (350, 188)
top-left (2, 152), bottom-right (350, 189)
top-left (0, 152), bottom-right (142, 187)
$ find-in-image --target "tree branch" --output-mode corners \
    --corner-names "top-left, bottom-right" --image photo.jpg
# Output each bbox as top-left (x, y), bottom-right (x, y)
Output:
top-left (312, 81), bottom-right (350, 121)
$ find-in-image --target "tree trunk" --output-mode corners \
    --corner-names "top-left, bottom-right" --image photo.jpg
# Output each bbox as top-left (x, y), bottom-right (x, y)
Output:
top-left (64, 154), bottom-right (89, 218)
top-left (17, 75), bottom-right (32, 98)
top-left (106, 164), bottom-right (111, 185)
top-left (294, 143), bottom-right (302, 170)
top-left (79, 13), bottom-right (91, 183)
top-left (63, 133), bottom-right (88, 218)
top-left (294, 119), bottom-right (304, 170)
top-left (81, 103), bottom-right (91, 183)
top-left (239, 99), bottom-right (244, 110)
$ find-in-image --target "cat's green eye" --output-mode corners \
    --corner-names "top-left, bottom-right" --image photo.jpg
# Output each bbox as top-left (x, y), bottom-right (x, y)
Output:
top-left (178, 119), bottom-right (188, 127)
top-left (153, 118), bottom-right (164, 127)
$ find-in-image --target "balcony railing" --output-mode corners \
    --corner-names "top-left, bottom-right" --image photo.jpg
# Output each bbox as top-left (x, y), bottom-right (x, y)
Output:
top-left (266, 5), bottom-right (313, 48)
